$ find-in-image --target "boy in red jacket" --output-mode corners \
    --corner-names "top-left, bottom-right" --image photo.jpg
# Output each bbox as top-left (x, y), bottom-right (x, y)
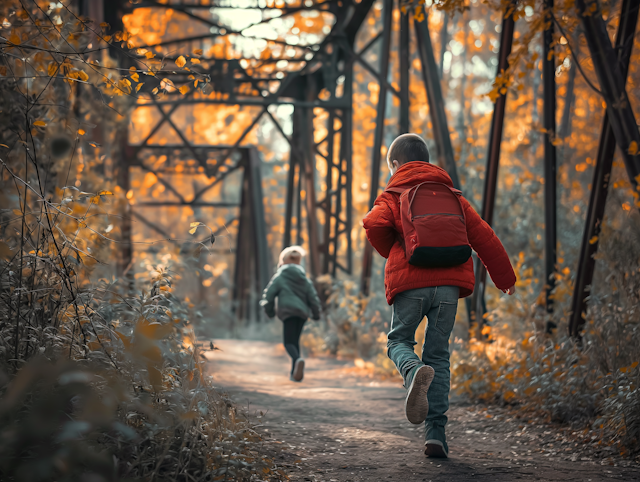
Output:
top-left (363, 134), bottom-right (516, 458)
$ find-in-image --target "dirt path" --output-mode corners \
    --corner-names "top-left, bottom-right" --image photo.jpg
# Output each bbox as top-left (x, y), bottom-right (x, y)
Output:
top-left (203, 340), bottom-right (639, 482)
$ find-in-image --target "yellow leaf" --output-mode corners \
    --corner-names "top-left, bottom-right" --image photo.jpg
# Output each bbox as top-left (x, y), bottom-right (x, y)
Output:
top-left (189, 227), bottom-right (198, 235)
top-left (191, 58), bottom-right (200, 64)
top-left (103, 35), bottom-right (112, 42)
top-left (100, 22), bottom-right (110, 29)
top-left (131, 72), bottom-right (139, 82)
top-left (628, 141), bottom-right (639, 155)
top-left (175, 55), bottom-right (187, 68)
top-left (190, 222), bottom-right (200, 227)
top-left (152, 87), bottom-right (159, 95)
top-left (631, 361), bottom-right (639, 369)
top-left (9, 33), bottom-right (20, 45)
top-left (193, 48), bottom-right (203, 56)
top-left (145, 51), bottom-right (155, 59)
top-left (589, 236), bottom-right (598, 244)
top-left (77, 128), bottom-right (85, 136)
top-left (47, 63), bottom-right (59, 76)
top-left (620, 367), bottom-right (628, 373)
top-left (12, 209), bottom-right (22, 216)
top-left (0, 144), bottom-right (8, 148)
top-left (179, 85), bottom-right (189, 95)
top-left (73, 70), bottom-right (89, 82)
top-left (135, 83), bottom-right (143, 93)
top-left (117, 78), bottom-right (132, 94)
top-left (33, 120), bottom-right (46, 127)
top-left (98, 190), bottom-right (113, 196)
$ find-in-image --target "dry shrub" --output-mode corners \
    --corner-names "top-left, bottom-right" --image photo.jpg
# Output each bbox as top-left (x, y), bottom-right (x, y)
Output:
top-left (0, 3), bottom-right (286, 480)
top-left (451, 211), bottom-right (640, 456)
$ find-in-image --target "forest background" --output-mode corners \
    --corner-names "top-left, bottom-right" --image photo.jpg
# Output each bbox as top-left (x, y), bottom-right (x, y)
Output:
top-left (0, 0), bottom-right (639, 480)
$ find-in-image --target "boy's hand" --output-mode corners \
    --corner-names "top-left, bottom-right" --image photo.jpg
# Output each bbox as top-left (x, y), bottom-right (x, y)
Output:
top-left (502, 285), bottom-right (516, 295)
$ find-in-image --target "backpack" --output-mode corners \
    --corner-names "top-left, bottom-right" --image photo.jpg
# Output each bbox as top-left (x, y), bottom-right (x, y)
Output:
top-left (385, 182), bottom-right (472, 268)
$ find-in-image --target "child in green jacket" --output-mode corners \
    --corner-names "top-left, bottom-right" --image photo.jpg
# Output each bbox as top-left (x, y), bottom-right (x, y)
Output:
top-left (260, 246), bottom-right (321, 382)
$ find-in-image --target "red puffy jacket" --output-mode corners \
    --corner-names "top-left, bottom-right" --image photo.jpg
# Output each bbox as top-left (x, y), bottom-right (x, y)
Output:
top-left (363, 162), bottom-right (516, 304)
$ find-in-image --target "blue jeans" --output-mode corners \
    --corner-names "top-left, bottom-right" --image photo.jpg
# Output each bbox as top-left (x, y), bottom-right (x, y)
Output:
top-left (387, 286), bottom-right (459, 445)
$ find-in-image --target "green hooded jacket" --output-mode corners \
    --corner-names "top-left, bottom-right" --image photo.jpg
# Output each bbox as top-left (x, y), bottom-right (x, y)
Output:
top-left (260, 264), bottom-right (321, 321)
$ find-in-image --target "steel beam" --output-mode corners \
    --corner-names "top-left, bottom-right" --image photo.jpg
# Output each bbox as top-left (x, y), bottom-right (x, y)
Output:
top-left (233, 148), bottom-right (270, 322)
top-left (569, 0), bottom-right (639, 337)
top-left (399, 10), bottom-right (410, 134)
top-left (323, 109), bottom-right (337, 274)
top-left (415, 15), bottom-right (461, 189)
top-left (360, 0), bottom-right (393, 296)
top-left (543, 0), bottom-right (558, 313)
top-left (577, 0), bottom-right (640, 187)
top-left (469, 2), bottom-right (516, 330)
top-left (122, 0), bottom-right (372, 314)
top-left (293, 95), bottom-right (321, 277)
top-left (247, 147), bottom-right (271, 293)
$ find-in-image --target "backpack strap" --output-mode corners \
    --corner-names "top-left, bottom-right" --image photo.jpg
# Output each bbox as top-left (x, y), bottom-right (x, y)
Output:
top-left (384, 186), bottom-right (406, 195)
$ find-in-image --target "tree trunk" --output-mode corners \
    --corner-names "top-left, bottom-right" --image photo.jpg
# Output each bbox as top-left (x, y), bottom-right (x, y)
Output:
top-left (439, 12), bottom-right (449, 79)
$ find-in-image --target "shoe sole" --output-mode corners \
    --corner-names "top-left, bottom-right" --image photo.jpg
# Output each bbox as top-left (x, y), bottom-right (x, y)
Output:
top-left (292, 359), bottom-right (305, 382)
top-left (424, 439), bottom-right (448, 458)
top-left (405, 365), bottom-right (435, 424)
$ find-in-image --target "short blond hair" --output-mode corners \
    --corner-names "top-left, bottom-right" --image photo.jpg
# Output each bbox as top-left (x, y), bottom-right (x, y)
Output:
top-left (278, 245), bottom-right (307, 267)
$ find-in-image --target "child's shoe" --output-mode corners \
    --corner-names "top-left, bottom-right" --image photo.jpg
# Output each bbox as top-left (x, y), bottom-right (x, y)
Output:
top-left (424, 439), bottom-right (448, 458)
top-left (404, 365), bottom-right (435, 424)
top-left (424, 421), bottom-right (448, 458)
top-left (291, 358), bottom-right (305, 382)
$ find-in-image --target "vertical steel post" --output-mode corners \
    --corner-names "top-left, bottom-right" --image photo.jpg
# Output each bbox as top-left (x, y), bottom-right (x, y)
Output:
top-left (247, 148), bottom-right (271, 293)
top-left (543, 0), bottom-right (557, 313)
top-left (296, 159), bottom-right (303, 246)
top-left (569, 0), bottom-right (639, 337)
top-left (343, 48), bottom-right (355, 275)
top-left (360, 0), bottom-right (393, 295)
top-left (234, 149), bottom-right (270, 321)
top-left (399, 9), bottom-right (410, 134)
top-left (414, 15), bottom-right (461, 189)
top-left (283, 152), bottom-right (296, 249)
top-left (233, 153), bottom-right (252, 321)
top-left (296, 78), bottom-right (321, 277)
top-left (470, 2), bottom-right (516, 328)
top-left (323, 110), bottom-right (336, 274)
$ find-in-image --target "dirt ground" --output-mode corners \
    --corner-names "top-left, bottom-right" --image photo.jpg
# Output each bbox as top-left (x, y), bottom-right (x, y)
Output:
top-left (203, 340), bottom-right (640, 482)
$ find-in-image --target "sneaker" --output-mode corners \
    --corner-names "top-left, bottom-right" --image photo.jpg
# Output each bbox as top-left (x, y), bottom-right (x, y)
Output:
top-left (404, 365), bottom-right (435, 424)
top-left (291, 358), bottom-right (305, 382)
top-left (424, 439), bottom-right (448, 458)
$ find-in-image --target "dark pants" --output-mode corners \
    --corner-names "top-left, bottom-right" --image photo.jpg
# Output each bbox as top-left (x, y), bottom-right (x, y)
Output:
top-left (283, 316), bottom-right (306, 373)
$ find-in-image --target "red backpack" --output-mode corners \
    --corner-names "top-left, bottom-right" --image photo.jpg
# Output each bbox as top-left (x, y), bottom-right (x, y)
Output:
top-left (385, 182), bottom-right (471, 268)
